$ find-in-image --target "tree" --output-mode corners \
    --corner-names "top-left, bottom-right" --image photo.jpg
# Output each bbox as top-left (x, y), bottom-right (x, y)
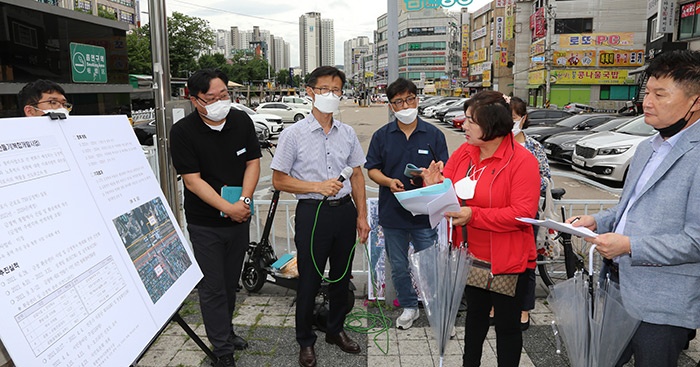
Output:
top-left (198, 53), bottom-right (228, 70)
top-left (127, 26), bottom-right (152, 75)
top-left (168, 12), bottom-right (215, 77)
top-left (126, 12), bottom-right (214, 77)
top-left (276, 69), bottom-right (289, 87)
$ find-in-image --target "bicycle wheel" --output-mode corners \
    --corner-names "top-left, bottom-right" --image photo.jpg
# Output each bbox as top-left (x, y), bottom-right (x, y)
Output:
top-left (538, 236), bottom-right (597, 287)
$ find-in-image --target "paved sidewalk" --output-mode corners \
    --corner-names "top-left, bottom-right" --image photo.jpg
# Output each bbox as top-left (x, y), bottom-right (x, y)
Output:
top-left (136, 279), bottom-right (700, 367)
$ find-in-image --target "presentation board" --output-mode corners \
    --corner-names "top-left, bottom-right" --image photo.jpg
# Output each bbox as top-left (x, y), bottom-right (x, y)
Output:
top-left (0, 115), bottom-right (203, 366)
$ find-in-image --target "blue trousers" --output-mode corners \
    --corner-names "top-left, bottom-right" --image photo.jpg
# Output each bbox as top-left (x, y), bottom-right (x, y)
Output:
top-left (382, 227), bottom-right (437, 309)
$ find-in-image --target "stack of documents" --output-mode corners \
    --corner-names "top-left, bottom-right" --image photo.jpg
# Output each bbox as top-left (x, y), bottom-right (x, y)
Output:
top-left (394, 179), bottom-right (461, 228)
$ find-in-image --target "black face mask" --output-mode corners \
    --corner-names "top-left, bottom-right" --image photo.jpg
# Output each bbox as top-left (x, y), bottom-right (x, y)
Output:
top-left (656, 96), bottom-right (699, 138)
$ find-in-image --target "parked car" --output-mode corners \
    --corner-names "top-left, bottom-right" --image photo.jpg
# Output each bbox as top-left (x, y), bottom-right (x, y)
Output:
top-left (281, 96), bottom-right (312, 110)
top-left (418, 96), bottom-right (453, 115)
top-left (563, 102), bottom-right (596, 114)
top-left (524, 113), bottom-right (618, 143)
top-left (133, 119), bottom-right (156, 146)
top-left (435, 99), bottom-right (467, 121)
top-left (231, 103), bottom-right (284, 135)
top-left (443, 109), bottom-right (465, 125)
top-left (255, 102), bottom-right (311, 123)
top-left (451, 113), bottom-right (466, 129)
top-left (571, 115), bottom-right (656, 182)
top-left (525, 108), bottom-right (574, 127)
top-left (423, 98), bottom-right (463, 118)
top-left (254, 122), bottom-right (270, 142)
top-left (542, 116), bottom-right (634, 164)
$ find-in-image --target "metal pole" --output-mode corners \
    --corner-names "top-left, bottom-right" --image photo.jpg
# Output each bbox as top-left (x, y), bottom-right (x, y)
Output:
top-left (148, 0), bottom-right (180, 217)
top-left (384, 0), bottom-right (399, 306)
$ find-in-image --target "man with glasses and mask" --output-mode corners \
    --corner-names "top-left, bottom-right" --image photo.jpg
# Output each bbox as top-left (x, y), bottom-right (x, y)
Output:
top-left (271, 66), bottom-right (369, 367)
top-left (365, 77), bottom-right (448, 330)
top-left (170, 69), bottom-right (261, 367)
top-left (18, 79), bottom-right (72, 117)
top-left (571, 50), bottom-right (700, 367)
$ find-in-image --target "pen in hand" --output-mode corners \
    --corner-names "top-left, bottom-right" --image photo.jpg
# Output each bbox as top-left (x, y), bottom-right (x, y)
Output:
top-left (427, 143), bottom-right (439, 163)
top-left (570, 216), bottom-right (581, 225)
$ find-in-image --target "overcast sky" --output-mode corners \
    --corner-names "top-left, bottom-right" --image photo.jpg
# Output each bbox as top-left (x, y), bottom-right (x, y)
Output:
top-left (142, 0), bottom-right (491, 67)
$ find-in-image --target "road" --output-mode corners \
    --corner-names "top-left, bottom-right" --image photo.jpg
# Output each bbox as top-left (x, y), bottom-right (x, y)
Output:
top-left (254, 99), bottom-right (622, 203)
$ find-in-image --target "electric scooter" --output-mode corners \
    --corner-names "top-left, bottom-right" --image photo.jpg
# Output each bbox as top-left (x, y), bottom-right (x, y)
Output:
top-left (241, 141), bottom-right (355, 331)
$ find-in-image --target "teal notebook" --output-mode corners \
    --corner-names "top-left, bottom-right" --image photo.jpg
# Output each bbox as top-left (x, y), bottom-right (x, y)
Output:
top-left (220, 186), bottom-right (254, 217)
top-left (271, 253), bottom-right (295, 270)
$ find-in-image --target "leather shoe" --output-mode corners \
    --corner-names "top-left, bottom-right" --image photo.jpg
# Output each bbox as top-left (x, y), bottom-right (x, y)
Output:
top-left (325, 331), bottom-right (361, 354)
top-left (298, 346), bottom-right (317, 367)
top-left (231, 333), bottom-right (248, 350)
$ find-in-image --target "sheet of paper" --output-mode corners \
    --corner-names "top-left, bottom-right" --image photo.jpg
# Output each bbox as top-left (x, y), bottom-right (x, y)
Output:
top-left (427, 183), bottom-right (460, 228)
top-left (516, 217), bottom-right (598, 238)
top-left (394, 179), bottom-right (454, 216)
top-left (0, 115), bottom-right (202, 366)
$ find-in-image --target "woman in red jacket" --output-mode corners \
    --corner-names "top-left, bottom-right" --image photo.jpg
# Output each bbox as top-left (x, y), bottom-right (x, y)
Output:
top-left (424, 91), bottom-right (540, 367)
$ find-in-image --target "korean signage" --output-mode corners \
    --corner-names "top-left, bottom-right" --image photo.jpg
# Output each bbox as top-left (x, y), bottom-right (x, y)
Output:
top-left (473, 3), bottom-right (491, 18)
top-left (404, 0), bottom-right (474, 11)
top-left (529, 38), bottom-right (546, 57)
top-left (553, 50), bottom-right (596, 67)
top-left (482, 69), bottom-right (492, 87)
top-left (469, 61), bottom-right (491, 76)
top-left (598, 50), bottom-right (645, 67)
top-left (648, 0), bottom-right (659, 18)
top-left (531, 8), bottom-right (546, 39)
top-left (657, 0), bottom-right (677, 33)
top-left (551, 69), bottom-right (631, 85)
top-left (528, 70), bottom-right (545, 85)
top-left (558, 33), bottom-right (635, 48)
top-left (469, 48), bottom-right (487, 63)
top-left (500, 48), bottom-right (509, 67)
top-left (505, 0), bottom-right (515, 40)
top-left (495, 17), bottom-right (504, 52)
top-left (70, 43), bottom-right (107, 83)
top-left (472, 26), bottom-right (487, 40)
top-left (462, 24), bottom-right (470, 49)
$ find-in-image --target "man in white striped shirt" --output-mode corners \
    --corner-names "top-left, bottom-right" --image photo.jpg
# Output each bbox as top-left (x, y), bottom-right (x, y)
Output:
top-left (271, 66), bottom-right (370, 367)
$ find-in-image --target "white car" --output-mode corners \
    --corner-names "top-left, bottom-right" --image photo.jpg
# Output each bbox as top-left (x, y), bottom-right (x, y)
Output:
top-left (231, 103), bottom-right (284, 136)
top-left (255, 102), bottom-right (311, 123)
top-left (423, 99), bottom-right (462, 118)
top-left (281, 96), bottom-right (312, 110)
top-left (571, 115), bottom-right (655, 182)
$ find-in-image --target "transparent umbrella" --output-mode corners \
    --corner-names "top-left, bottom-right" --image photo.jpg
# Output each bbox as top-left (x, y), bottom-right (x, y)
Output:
top-left (548, 245), bottom-right (641, 367)
top-left (410, 217), bottom-right (471, 367)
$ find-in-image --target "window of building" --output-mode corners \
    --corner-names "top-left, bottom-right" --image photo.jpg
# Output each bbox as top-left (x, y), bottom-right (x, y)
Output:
top-left (679, 1), bottom-right (700, 39)
top-left (399, 41), bottom-right (446, 51)
top-left (554, 18), bottom-right (593, 34)
top-left (75, 0), bottom-right (91, 12)
top-left (399, 56), bottom-right (446, 66)
top-left (600, 85), bottom-right (638, 100)
top-left (119, 11), bottom-right (134, 24)
top-left (109, 0), bottom-right (134, 6)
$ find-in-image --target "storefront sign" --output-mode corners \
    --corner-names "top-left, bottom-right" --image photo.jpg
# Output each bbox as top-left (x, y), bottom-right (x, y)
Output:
top-left (495, 17), bottom-right (504, 51)
top-left (551, 69), bottom-right (630, 85)
top-left (657, 0), bottom-right (677, 33)
top-left (505, 0), bottom-right (515, 40)
top-left (482, 69), bottom-right (492, 87)
top-left (472, 26), bottom-right (487, 40)
top-left (469, 48), bottom-right (487, 63)
top-left (404, 0), bottom-right (474, 11)
top-left (530, 38), bottom-right (545, 56)
top-left (553, 50), bottom-right (596, 67)
top-left (559, 33), bottom-right (635, 47)
top-left (528, 70), bottom-right (545, 85)
top-left (598, 50), bottom-right (645, 67)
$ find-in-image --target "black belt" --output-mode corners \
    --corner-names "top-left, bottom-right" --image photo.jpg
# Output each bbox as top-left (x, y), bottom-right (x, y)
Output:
top-left (299, 195), bottom-right (352, 207)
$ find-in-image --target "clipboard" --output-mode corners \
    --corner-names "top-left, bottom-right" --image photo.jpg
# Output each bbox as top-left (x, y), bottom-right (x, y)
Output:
top-left (220, 186), bottom-right (254, 217)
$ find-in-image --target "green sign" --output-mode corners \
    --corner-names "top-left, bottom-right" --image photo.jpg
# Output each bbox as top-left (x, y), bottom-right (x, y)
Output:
top-left (70, 42), bottom-right (107, 83)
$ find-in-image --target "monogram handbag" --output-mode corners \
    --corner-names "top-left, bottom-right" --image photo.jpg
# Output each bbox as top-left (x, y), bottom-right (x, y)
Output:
top-left (465, 258), bottom-right (518, 297)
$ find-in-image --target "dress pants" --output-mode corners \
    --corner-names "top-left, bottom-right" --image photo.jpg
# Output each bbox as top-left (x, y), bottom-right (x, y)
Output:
top-left (294, 200), bottom-right (357, 347)
top-left (188, 223), bottom-right (248, 357)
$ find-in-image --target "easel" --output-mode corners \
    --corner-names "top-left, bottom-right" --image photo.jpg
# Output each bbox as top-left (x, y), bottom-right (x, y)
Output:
top-left (131, 303), bottom-right (216, 366)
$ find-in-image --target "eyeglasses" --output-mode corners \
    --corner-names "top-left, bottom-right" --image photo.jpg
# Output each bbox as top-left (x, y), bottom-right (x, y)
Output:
top-left (196, 93), bottom-right (230, 105)
top-left (34, 99), bottom-right (73, 111)
top-left (389, 96), bottom-right (417, 108)
top-left (311, 87), bottom-right (342, 97)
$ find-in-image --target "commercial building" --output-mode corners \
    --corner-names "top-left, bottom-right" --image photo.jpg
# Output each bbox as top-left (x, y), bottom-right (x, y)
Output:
top-left (521, 0), bottom-right (646, 109)
top-left (374, 0), bottom-right (459, 93)
top-left (0, 0), bottom-right (131, 117)
top-left (343, 36), bottom-right (372, 87)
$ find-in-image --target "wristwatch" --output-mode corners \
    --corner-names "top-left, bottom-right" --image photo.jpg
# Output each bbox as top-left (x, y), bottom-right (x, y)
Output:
top-left (239, 196), bottom-right (251, 205)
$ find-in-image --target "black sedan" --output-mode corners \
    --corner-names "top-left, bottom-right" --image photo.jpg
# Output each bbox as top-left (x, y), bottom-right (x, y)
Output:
top-left (526, 108), bottom-right (574, 127)
top-left (524, 113), bottom-right (618, 143)
top-left (542, 116), bottom-right (634, 164)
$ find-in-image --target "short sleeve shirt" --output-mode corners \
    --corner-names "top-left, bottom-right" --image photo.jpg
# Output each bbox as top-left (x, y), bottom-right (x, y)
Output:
top-left (364, 118), bottom-right (449, 229)
top-left (170, 109), bottom-right (262, 226)
top-left (271, 113), bottom-right (366, 200)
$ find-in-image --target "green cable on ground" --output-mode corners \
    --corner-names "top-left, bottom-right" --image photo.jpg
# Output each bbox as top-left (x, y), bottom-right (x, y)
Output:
top-left (309, 202), bottom-right (393, 354)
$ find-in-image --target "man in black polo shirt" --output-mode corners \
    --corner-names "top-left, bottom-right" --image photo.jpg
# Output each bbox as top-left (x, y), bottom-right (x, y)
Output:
top-left (170, 69), bottom-right (261, 367)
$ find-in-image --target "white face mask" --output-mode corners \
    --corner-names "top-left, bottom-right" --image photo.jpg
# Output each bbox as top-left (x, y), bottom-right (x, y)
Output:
top-left (394, 107), bottom-right (418, 125)
top-left (512, 117), bottom-right (523, 136)
top-left (202, 99), bottom-right (231, 122)
top-left (454, 165), bottom-right (485, 200)
top-left (313, 93), bottom-right (340, 114)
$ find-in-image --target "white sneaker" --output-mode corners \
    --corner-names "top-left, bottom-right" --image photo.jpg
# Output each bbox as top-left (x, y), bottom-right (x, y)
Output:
top-left (396, 308), bottom-right (420, 330)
